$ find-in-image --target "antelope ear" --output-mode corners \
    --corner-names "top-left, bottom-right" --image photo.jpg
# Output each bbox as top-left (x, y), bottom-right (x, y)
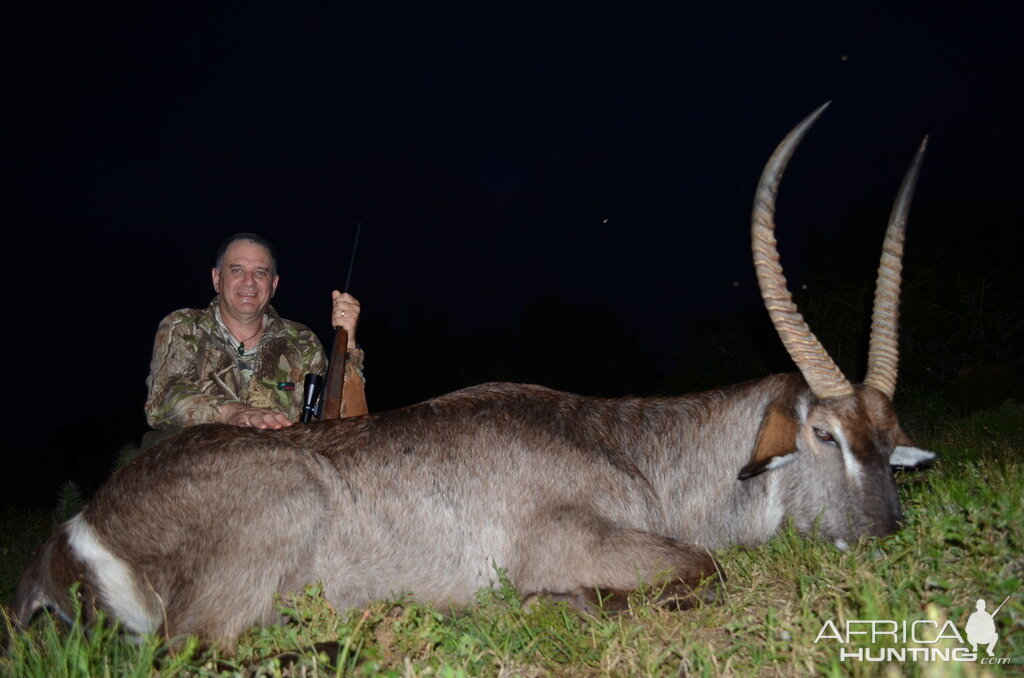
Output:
top-left (890, 446), bottom-right (936, 468)
top-left (738, 402), bottom-right (800, 480)
top-left (890, 429), bottom-right (936, 468)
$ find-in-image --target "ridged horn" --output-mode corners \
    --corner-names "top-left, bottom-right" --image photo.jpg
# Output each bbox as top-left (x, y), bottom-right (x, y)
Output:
top-left (752, 103), bottom-right (854, 399)
top-left (863, 137), bottom-right (928, 398)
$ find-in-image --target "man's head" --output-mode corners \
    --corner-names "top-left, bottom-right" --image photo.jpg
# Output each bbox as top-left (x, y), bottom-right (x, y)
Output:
top-left (215, 232), bottom-right (278, 275)
top-left (212, 233), bottom-right (280, 322)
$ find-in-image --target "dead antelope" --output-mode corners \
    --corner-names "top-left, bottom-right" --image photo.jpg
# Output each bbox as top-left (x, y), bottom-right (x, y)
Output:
top-left (12, 104), bottom-right (935, 645)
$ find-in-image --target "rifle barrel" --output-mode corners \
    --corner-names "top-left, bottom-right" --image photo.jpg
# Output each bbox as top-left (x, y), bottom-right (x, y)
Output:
top-left (343, 222), bottom-right (362, 293)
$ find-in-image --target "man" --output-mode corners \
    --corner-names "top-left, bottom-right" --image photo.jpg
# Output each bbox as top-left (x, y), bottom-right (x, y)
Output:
top-left (145, 232), bottom-right (365, 430)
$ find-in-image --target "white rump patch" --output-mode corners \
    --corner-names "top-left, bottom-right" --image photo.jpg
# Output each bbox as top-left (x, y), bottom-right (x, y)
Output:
top-left (66, 514), bottom-right (161, 634)
top-left (890, 445), bottom-right (936, 468)
top-left (834, 539), bottom-right (850, 552)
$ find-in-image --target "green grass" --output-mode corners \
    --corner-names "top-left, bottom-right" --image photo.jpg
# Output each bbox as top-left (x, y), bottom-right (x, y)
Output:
top-left (2, 403), bottom-right (1021, 676)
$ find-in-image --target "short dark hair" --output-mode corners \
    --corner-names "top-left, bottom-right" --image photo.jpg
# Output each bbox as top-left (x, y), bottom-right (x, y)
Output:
top-left (215, 233), bottom-right (278, 275)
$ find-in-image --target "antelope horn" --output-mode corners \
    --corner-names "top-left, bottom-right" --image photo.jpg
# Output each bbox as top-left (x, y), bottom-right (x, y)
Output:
top-left (863, 137), bottom-right (928, 398)
top-left (752, 103), bottom-right (853, 399)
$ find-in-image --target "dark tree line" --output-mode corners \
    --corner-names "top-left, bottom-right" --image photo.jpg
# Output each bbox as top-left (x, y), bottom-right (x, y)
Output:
top-left (368, 198), bottom-right (1023, 417)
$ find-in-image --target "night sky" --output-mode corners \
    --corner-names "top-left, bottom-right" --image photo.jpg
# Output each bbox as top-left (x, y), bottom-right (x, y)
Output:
top-left (4, 4), bottom-right (1021, 503)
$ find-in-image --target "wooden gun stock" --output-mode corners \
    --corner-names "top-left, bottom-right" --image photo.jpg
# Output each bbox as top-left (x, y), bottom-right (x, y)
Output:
top-left (321, 327), bottom-right (369, 419)
top-left (321, 328), bottom-right (349, 420)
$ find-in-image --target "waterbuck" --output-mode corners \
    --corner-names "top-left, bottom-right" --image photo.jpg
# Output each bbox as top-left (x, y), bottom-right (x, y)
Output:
top-left (12, 104), bottom-right (935, 645)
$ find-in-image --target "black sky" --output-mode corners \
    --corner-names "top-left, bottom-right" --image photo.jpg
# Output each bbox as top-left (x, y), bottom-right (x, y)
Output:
top-left (3, 3), bottom-right (1021, 500)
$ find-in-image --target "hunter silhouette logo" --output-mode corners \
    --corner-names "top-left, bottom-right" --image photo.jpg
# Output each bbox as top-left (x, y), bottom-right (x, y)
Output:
top-left (814, 595), bottom-right (1014, 664)
top-left (966, 597), bottom-right (1008, 656)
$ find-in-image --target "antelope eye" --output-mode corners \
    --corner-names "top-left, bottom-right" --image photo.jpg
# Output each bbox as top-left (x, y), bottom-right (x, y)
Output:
top-left (813, 427), bottom-right (835, 444)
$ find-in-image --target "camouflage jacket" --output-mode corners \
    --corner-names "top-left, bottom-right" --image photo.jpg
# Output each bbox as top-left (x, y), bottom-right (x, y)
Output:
top-left (145, 297), bottom-right (365, 428)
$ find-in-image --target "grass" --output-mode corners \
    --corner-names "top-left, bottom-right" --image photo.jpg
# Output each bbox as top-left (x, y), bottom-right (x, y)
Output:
top-left (1, 402), bottom-right (1021, 676)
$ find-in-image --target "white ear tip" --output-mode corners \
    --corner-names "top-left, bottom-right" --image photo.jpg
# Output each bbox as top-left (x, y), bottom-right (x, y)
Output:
top-left (890, 445), bottom-right (937, 468)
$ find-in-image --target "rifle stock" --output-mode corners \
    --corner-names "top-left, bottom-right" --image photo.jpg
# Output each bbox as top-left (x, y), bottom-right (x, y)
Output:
top-left (321, 327), bottom-right (349, 420)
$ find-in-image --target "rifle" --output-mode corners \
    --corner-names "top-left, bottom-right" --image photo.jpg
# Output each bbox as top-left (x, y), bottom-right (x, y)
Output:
top-left (301, 223), bottom-right (367, 421)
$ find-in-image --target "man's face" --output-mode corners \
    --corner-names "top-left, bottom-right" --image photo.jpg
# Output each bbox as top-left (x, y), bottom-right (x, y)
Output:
top-left (211, 240), bottom-right (280, 320)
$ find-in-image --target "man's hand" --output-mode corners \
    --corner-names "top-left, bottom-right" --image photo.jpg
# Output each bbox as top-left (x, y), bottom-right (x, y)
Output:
top-left (331, 291), bottom-right (360, 348)
top-left (218, 403), bottom-right (293, 430)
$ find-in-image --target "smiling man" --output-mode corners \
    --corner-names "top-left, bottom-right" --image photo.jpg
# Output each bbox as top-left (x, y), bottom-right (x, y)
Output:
top-left (145, 232), bottom-right (365, 430)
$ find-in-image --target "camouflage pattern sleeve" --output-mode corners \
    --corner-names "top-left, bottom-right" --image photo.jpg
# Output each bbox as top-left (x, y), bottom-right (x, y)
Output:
top-left (346, 347), bottom-right (365, 382)
top-left (145, 310), bottom-right (241, 428)
top-left (307, 331), bottom-right (329, 378)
